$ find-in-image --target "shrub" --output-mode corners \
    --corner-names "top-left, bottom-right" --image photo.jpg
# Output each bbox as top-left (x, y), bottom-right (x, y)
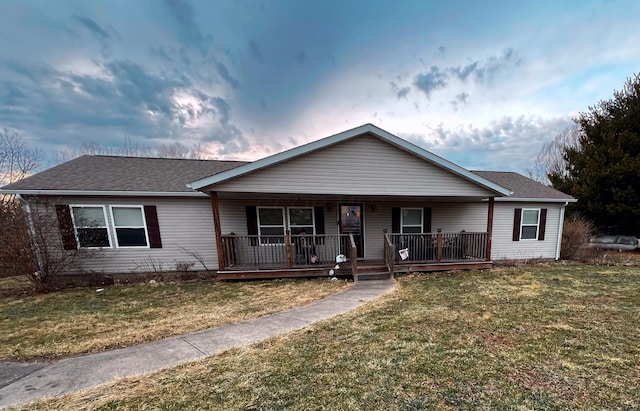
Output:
top-left (560, 213), bottom-right (596, 261)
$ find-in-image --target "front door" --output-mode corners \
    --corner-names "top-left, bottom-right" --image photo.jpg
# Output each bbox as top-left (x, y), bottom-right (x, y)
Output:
top-left (338, 203), bottom-right (364, 258)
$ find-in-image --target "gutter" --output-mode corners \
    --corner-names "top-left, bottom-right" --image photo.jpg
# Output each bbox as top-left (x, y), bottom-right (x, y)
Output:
top-left (16, 194), bottom-right (45, 273)
top-left (494, 197), bottom-right (577, 203)
top-left (0, 189), bottom-right (209, 197)
top-left (555, 201), bottom-right (569, 260)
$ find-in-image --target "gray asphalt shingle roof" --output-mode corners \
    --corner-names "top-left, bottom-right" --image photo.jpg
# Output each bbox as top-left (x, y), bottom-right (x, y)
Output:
top-left (472, 170), bottom-right (575, 200)
top-left (1, 155), bottom-right (247, 193)
top-left (2, 155), bottom-right (574, 201)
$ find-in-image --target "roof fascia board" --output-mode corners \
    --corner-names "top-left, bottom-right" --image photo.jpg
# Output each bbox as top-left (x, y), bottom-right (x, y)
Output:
top-left (0, 189), bottom-right (208, 197)
top-left (495, 197), bottom-right (577, 203)
top-left (189, 124), bottom-right (511, 196)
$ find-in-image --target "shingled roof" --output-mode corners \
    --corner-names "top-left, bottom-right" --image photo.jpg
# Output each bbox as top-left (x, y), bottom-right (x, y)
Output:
top-left (1, 154), bottom-right (575, 202)
top-left (1, 155), bottom-right (247, 194)
top-left (472, 171), bottom-right (575, 202)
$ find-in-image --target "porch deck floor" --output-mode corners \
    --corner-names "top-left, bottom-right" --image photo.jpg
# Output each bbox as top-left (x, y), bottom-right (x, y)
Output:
top-left (216, 259), bottom-right (492, 281)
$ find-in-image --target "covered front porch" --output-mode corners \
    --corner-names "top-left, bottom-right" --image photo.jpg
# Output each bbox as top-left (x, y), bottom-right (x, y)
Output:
top-left (215, 229), bottom-right (493, 281)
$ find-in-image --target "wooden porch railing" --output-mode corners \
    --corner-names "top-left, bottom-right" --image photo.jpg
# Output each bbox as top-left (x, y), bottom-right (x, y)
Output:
top-left (389, 231), bottom-right (488, 264)
top-left (384, 230), bottom-right (395, 280)
top-left (220, 233), bottom-right (352, 270)
top-left (349, 233), bottom-right (358, 282)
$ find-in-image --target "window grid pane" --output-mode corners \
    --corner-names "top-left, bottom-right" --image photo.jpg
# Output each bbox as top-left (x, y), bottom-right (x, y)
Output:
top-left (522, 210), bottom-right (539, 225)
top-left (403, 209), bottom-right (422, 226)
top-left (289, 208), bottom-right (313, 226)
top-left (72, 207), bottom-right (106, 227)
top-left (259, 208), bottom-right (284, 225)
top-left (521, 226), bottom-right (538, 239)
top-left (113, 207), bottom-right (144, 226)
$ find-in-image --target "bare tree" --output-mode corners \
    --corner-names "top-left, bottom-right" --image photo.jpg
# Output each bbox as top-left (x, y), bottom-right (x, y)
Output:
top-left (57, 137), bottom-right (213, 162)
top-left (527, 125), bottom-right (582, 184)
top-left (0, 129), bottom-right (42, 186)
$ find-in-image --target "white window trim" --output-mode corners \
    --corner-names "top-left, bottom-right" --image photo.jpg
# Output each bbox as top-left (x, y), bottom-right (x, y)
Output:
top-left (287, 206), bottom-right (316, 236)
top-left (109, 205), bottom-right (150, 249)
top-left (69, 204), bottom-right (112, 249)
top-left (401, 208), bottom-right (423, 234)
top-left (257, 206), bottom-right (286, 245)
top-left (520, 208), bottom-right (541, 240)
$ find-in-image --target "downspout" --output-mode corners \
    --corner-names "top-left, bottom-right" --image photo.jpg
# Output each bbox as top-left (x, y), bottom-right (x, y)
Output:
top-left (16, 194), bottom-right (45, 273)
top-left (555, 201), bottom-right (568, 260)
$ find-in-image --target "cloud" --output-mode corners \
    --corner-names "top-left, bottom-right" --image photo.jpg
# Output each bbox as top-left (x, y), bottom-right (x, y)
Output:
top-left (422, 115), bottom-right (574, 171)
top-left (455, 92), bottom-right (469, 104)
top-left (390, 82), bottom-right (411, 99)
top-left (73, 15), bottom-right (111, 42)
top-left (249, 40), bottom-right (262, 60)
top-left (216, 62), bottom-right (240, 89)
top-left (449, 62), bottom-right (478, 82)
top-left (164, 0), bottom-right (212, 55)
top-left (150, 46), bottom-right (174, 63)
top-left (414, 66), bottom-right (447, 98)
top-left (449, 48), bottom-right (521, 84)
top-left (412, 48), bottom-right (522, 99)
top-left (72, 15), bottom-right (116, 58)
top-left (295, 51), bottom-right (307, 64)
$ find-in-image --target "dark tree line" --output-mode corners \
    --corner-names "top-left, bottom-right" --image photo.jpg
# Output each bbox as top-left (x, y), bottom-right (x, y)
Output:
top-left (545, 73), bottom-right (640, 236)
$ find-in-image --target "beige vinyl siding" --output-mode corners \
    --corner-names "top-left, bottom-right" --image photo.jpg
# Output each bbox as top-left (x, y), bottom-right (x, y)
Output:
top-left (491, 202), bottom-right (562, 260)
top-left (214, 135), bottom-right (495, 197)
top-left (47, 196), bottom-right (217, 274)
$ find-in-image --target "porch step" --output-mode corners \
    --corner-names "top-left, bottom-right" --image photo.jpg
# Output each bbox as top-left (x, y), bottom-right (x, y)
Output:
top-left (357, 271), bottom-right (392, 281)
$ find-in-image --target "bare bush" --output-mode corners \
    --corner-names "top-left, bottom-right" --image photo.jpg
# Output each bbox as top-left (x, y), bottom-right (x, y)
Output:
top-left (560, 214), bottom-right (596, 261)
top-left (0, 199), bottom-right (38, 280)
top-left (0, 197), bottom-right (93, 292)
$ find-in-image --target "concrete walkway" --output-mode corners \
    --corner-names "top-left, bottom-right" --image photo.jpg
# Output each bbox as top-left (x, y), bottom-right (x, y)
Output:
top-left (0, 280), bottom-right (393, 409)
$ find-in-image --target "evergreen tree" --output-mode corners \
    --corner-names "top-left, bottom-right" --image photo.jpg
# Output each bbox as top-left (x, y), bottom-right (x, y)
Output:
top-left (550, 73), bottom-right (640, 235)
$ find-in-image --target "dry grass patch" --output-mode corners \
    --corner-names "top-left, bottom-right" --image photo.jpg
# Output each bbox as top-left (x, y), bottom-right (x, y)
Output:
top-left (0, 278), bottom-right (350, 361)
top-left (12, 264), bottom-right (640, 410)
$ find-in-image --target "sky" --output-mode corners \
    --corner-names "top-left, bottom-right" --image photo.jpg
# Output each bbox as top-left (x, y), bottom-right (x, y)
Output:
top-left (1, 0), bottom-right (639, 173)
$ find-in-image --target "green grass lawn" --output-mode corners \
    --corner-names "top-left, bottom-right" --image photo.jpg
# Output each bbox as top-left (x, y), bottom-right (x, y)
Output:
top-left (14, 263), bottom-right (640, 411)
top-left (0, 278), bottom-right (349, 361)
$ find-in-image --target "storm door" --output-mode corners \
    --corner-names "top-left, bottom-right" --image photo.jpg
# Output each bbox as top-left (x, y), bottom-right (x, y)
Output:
top-left (338, 203), bottom-right (364, 258)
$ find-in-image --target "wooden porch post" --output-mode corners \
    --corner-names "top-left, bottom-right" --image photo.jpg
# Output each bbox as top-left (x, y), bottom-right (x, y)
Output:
top-left (210, 192), bottom-right (225, 270)
top-left (436, 229), bottom-right (443, 263)
top-left (286, 230), bottom-right (292, 269)
top-left (486, 197), bottom-right (494, 261)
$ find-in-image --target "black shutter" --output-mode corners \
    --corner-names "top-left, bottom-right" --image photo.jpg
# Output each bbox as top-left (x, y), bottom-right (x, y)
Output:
top-left (56, 204), bottom-right (77, 250)
top-left (392, 207), bottom-right (400, 234)
top-left (314, 206), bottom-right (325, 245)
top-left (513, 208), bottom-right (522, 241)
top-left (246, 206), bottom-right (258, 246)
top-left (144, 205), bottom-right (162, 248)
top-left (423, 207), bottom-right (432, 233)
top-left (538, 208), bottom-right (547, 241)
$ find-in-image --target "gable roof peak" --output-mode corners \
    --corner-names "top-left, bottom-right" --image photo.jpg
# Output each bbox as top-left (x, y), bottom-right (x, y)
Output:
top-left (188, 123), bottom-right (511, 196)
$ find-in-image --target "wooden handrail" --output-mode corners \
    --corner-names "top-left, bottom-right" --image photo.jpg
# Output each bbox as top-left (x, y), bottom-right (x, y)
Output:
top-left (384, 231), bottom-right (395, 280)
top-left (387, 231), bottom-right (488, 264)
top-left (220, 233), bottom-right (351, 270)
top-left (349, 233), bottom-right (358, 282)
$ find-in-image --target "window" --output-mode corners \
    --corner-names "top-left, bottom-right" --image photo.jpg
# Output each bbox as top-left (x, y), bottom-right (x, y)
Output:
top-left (258, 207), bottom-right (285, 244)
top-left (520, 209), bottom-right (540, 240)
top-left (110, 206), bottom-right (149, 247)
top-left (401, 208), bottom-right (423, 233)
top-left (70, 206), bottom-right (111, 248)
top-left (288, 207), bottom-right (315, 235)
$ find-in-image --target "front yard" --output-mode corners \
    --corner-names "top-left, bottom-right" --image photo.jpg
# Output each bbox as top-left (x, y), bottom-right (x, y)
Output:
top-left (0, 278), bottom-right (349, 360)
top-left (8, 263), bottom-right (640, 410)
